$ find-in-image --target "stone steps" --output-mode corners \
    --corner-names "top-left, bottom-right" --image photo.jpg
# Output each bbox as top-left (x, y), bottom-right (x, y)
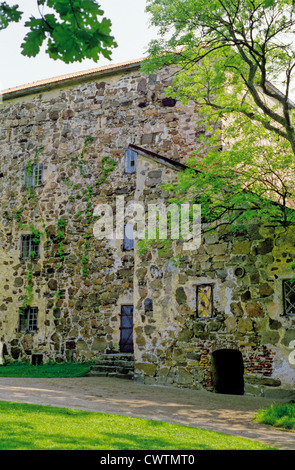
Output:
top-left (87, 353), bottom-right (134, 380)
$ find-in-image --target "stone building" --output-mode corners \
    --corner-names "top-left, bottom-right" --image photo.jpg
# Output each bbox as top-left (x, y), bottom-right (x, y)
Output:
top-left (0, 58), bottom-right (295, 398)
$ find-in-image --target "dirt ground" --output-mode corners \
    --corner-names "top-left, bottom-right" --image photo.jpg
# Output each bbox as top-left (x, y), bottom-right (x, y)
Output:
top-left (0, 376), bottom-right (294, 450)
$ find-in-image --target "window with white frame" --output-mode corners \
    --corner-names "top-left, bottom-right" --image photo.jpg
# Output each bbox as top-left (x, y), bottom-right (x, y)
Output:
top-left (124, 149), bottom-right (137, 173)
top-left (21, 234), bottom-right (40, 259)
top-left (283, 279), bottom-right (295, 315)
top-left (24, 163), bottom-right (44, 187)
top-left (196, 284), bottom-right (214, 318)
top-left (19, 307), bottom-right (38, 332)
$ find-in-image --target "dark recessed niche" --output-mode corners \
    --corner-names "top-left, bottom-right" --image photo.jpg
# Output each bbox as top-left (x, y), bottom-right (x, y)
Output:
top-left (161, 97), bottom-right (176, 107)
top-left (144, 298), bottom-right (153, 312)
top-left (234, 267), bottom-right (245, 278)
top-left (31, 354), bottom-right (43, 366)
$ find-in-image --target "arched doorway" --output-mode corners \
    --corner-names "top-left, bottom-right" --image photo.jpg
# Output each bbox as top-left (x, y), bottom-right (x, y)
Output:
top-left (211, 349), bottom-right (244, 395)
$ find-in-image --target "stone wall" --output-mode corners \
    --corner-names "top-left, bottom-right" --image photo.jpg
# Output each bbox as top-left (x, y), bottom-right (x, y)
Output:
top-left (0, 61), bottom-right (294, 398)
top-left (133, 152), bottom-right (295, 396)
top-left (0, 62), bottom-right (206, 363)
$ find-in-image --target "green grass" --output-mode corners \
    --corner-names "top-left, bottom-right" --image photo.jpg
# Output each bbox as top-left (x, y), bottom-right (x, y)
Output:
top-left (254, 403), bottom-right (295, 430)
top-left (0, 361), bottom-right (95, 378)
top-left (0, 401), bottom-right (274, 450)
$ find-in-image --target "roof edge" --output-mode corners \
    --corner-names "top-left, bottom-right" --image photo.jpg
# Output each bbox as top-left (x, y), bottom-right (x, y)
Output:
top-left (129, 144), bottom-right (196, 172)
top-left (0, 58), bottom-right (145, 100)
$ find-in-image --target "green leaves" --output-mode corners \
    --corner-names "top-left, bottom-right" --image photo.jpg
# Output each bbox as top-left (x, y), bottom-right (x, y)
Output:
top-left (144, 0), bottom-right (295, 229)
top-left (21, 18), bottom-right (47, 57)
top-left (0, 2), bottom-right (22, 30)
top-left (263, 0), bottom-right (275, 6)
top-left (172, 112), bottom-right (295, 230)
top-left (6, 0), bottom-right (118, 63)
top-left (1, 0), bottom-right (118, 63)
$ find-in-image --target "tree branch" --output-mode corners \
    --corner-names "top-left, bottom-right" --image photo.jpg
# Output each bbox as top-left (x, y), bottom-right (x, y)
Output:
top-left (37, 0), bottom-right (53, 31)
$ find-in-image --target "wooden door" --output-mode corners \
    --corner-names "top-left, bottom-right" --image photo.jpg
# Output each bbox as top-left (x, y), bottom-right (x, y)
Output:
top-left (120, 305), bottom-right (134, 353)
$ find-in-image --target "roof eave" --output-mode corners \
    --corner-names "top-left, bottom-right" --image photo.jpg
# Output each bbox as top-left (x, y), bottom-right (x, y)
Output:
top-left (129, 144), bottom-right (197, 172)
top-left (0, 59), bottom-right (144, 101)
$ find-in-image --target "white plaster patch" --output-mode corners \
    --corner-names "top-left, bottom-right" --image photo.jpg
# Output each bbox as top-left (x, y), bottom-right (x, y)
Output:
top-left (272, 348), bottom-right (295, 386)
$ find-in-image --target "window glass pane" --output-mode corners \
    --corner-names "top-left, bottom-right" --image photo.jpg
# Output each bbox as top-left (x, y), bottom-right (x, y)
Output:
top-left (19, 309), bottom-right (27, 331)
top-left (24, 167), bottom-right (33, 187)
top-left (31, 236), bottom-right (40, 257)
top-left (283, 280), bottom-right (295, 315)
top-left (33, 163), bottom-right (43, 186)
top-left (124, 149), bottom-right (137, 173)
top-left (21, 235), bottom-right (31, 259)
top-left (28, 307), bottom-right (38, 331)
top-left (197, 285), bottom-right (213, 318)
top-left (123, 224), bottom-right (134, 250)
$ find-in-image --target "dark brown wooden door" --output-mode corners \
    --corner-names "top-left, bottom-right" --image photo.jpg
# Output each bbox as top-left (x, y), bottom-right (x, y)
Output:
top-left (120, 305), bottom-right (134, 353)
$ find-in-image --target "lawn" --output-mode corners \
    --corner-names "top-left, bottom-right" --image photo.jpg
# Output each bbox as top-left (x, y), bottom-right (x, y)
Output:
top-left (0, 361), bottom-right (277, 450)
top-left (0, 361), bottom-right (95, 377)
top-left (0, 401), bottom-right (274, 450)
top-left (254, 403), bottom-right (295, 431)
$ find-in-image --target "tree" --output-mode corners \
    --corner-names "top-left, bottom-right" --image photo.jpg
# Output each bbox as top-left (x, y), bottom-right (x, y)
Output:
top-left (143, 0), bottom-right (295, 230)
top-left (0, 0), bottom-right (117, 63)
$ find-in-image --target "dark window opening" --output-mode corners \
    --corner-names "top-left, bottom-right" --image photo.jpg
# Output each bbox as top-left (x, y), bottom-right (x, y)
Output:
top-left (19, 307), bottom-right (38, 332)
top-left (31, 354), bottom-right (43, 366)
top-left (21, 234), bottom-right (40, 259)
top-left (211, 349), bottom-right (244, 395)
top-left (283, 279), bottom-right (295, 315)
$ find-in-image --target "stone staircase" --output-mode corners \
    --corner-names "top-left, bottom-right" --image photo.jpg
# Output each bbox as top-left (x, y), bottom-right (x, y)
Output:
top-left (87, 353), bottom-right (134, 380)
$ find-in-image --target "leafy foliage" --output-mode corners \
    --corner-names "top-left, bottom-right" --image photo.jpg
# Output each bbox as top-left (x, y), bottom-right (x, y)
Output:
top-left (0, 1), bottom-right (22, 30)
top-left (255, 402), bottom-right (295, 430)
top-left (144, 0), bottom-right (295, 229)
top-left (0, 0), bottom-right (117, 63)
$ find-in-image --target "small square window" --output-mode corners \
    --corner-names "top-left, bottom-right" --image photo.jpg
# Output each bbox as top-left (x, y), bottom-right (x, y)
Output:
top-left (24, 163), bottom-right (44, 187)
top-left (124, 149), bottom-right (137, 174)
top-left (196, 284), bottom-right (213, 318)
top-left (19, 307), bottom-right (38, 332)
top-left (283, 279), bottom-right (295, 315)
top-left (21, 234), bottom-right (40, 259)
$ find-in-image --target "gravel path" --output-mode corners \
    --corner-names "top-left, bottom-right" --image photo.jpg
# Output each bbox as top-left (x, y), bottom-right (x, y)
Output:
top-left (0, 376), bottom-right (294, 450)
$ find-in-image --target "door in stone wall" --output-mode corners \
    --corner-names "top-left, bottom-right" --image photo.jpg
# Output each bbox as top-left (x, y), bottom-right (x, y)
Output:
top-left (211, 349), bottom-right (244, 395)
top-left (120, 305), bottom-right (134, 353)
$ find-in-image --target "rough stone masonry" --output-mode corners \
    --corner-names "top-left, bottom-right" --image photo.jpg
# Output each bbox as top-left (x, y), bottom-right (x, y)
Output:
top-left (0, 58), bottom-right (295, 398)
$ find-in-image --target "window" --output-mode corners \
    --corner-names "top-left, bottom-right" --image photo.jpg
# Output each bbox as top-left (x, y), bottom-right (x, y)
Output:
top-left (283, 279), bottom-right (295, 315)
top-left (19, 307), bottom-right (38, 332)
top-left (124, 149), bottom-right (137, 173)
top-left (24, 163), bottom-right (44, 187)
top-left (21, 234), bottom-right (40, 259)
top-left (123, 223), bottom-right (134, 250)
top-left (196, 284), bottom-right (213, 318)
